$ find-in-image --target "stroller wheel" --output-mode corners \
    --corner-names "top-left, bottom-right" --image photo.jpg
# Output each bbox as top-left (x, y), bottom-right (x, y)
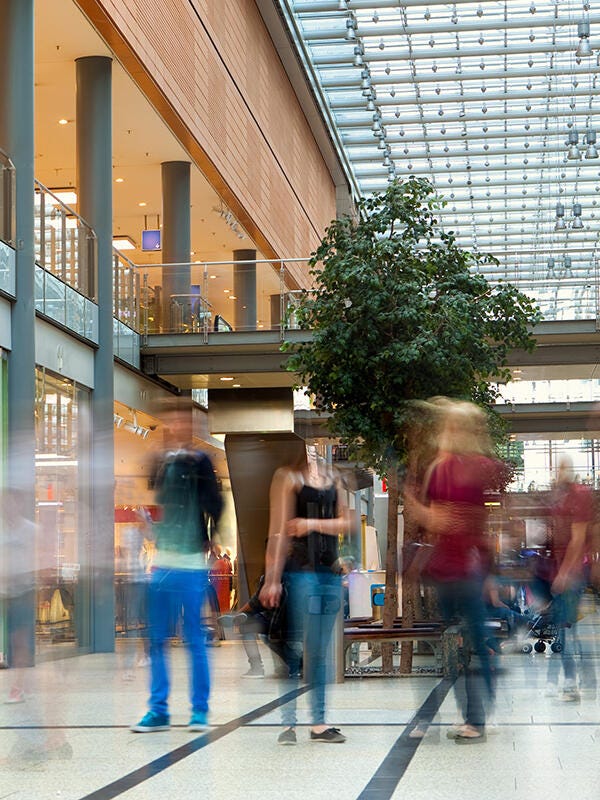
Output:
top-left (534, 641), bottom-right (546, 653)
top-left (550, 641), bottom-right (563, 653)
top-left (521, 643), bottom-right (533, 654)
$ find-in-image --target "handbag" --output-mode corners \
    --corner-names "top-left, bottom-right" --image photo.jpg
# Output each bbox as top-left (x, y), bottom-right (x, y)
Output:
top-left (268, 581), bottom-right (288, 643)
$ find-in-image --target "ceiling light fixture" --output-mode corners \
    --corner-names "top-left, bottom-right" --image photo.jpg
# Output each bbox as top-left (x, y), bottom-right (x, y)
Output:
top-left (112, 235), bottom-right (136, 251)
top-left (585, 128), bottom-right (599, 158)
top-left (576, 19), bottom-right (592, 58)
top-left (47, 188), bottom-right (77, 206)
top-left (567, 129), bottom-right (581, 159)
top-left (572, 202), bottom-right (584, 228)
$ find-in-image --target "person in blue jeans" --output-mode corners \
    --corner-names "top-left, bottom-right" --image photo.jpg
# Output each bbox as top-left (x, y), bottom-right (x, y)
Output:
top-left (260, 446), bottom-right (352, 745)
top-left (131, 399), bottom-right (223, 733)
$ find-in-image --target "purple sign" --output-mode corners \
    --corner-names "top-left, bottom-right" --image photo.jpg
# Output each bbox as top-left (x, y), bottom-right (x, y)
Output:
top-left (142, 229), bottom-right (161, 251)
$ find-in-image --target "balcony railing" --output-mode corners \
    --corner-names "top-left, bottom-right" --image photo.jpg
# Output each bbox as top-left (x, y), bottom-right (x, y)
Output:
top-left (34, 181), bottom-right (97, 301)
top-left (138, 258), bottom-right (312, 341)
top-left (35, 264), bottom-right (98, 342)
top-left (0, 149), bottom-right (16, 296)
top-left (113, 249), bottom-right (140, 331)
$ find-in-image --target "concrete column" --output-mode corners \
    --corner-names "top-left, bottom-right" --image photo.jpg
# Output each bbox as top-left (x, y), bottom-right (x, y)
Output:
top-left (233, 249), bottom-right (257, 331)
top-left (76, 56), bottom-right (114, 653)
top-left (0, 0), bottom-right (36, 667)
top-left (161, 161), bottom-right (190, 331)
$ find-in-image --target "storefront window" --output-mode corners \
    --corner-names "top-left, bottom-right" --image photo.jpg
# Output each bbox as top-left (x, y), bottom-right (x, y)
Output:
top-left (34, 368), bottom-right (91, 655)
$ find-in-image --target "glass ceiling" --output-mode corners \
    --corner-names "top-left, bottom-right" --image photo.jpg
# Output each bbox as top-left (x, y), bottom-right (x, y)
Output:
top-left (280, 0), bottom-right (600, 319)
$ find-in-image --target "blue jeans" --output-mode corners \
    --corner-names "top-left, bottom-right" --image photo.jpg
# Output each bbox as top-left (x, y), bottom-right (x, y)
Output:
top-left (281, 570), bottom-right (341, 727)
top-left (547, 584), bottom-right (593, 690)
top-left (437, 580), bottom-right (494, 730)
top-left (148, 567), bottom-right (210, 716)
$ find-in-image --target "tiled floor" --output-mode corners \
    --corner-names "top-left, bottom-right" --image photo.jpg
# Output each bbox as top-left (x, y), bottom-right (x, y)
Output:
top-left (2, 613), bottom-right (600, 800)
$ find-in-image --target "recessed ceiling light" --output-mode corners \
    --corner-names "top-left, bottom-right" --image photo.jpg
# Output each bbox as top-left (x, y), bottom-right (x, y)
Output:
top-left (220, 376), bottom-right (234, 381)
top-left (209, 274), bottom-right (217, 279)
top-left (232, 384), bottom-right (241, 388)
top-left (115, 177), bottom-right (124, 183)
top-left (229, 295), bottom-right (237, 300)
top-left (58, 118), bottom-right (69, 125)
top-left (224, 289), bottom-right (230, 293)
top-left (138, 201), bottom-right (147, 207)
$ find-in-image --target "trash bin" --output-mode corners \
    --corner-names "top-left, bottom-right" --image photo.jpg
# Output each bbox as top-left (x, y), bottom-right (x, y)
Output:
top-left (371, 584), bottom-right (385, 621)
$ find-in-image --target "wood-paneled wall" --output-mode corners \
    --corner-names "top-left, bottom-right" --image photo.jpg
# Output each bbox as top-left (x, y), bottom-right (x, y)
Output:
top-left (76, 0), bottom-right (337, 260)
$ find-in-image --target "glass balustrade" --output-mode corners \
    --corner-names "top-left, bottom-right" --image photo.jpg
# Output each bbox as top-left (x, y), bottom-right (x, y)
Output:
top-left (113, 250), bottom-right (140, 331)
top-left (138, 258), bottom-right (312, 339)
top-left (0, 149), bottom-right (16, 296)
top-left (113, 317), bottom-right (140, 369)
top-left (34, 181), bottom-right (97, 301)
top-left (34, 264), bottom-right (99, 343)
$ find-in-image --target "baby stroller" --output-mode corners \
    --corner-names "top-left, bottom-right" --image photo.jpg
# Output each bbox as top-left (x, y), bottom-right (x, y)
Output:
top-left (520, 603), bottom-right (561, 654)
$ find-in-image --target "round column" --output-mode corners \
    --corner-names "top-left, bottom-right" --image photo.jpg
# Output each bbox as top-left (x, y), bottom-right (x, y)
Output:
top-left (0, 0), bottom-right (36, 667)
top-left (161, 161), bottom-right (191, 331)
top-left (76, 55), bottom-right (115, 653)
top-left (233, 249), bottom-right (257, 331)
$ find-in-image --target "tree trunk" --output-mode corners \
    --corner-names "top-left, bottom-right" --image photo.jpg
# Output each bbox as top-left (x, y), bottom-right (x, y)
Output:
top-left (399, 488), bottom-right (419, 674)
top-left (382, 468), bottom-right (399, 673)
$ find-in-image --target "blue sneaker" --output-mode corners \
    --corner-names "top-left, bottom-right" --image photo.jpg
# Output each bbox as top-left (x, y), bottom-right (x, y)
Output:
top-left (188, 711), bottom-right (209, 732)
top-left (130, 711), bottom-right (170, 733)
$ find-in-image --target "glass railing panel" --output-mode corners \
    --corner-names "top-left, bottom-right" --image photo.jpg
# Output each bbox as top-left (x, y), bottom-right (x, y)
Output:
top-left (113, 318), bottom-right (140, 369)
top-left (0, 149), bottom-right (15, 250)
top-left (113, 250), bottom-right (140, 331)
top-left (42, 269), bottom-right (67, 326)
top-left (35, 264), bottom-right (99, 345)
top-left (34, 181), bottom-right (97, 302)
top-left (85, 299), bottom-right (99, 343)
top-left (0, 239), bottom-right (16, 296)
top-left (137, 258), bottom-right (312, 337)
top-left (66, 286), bottom-right (86, 338)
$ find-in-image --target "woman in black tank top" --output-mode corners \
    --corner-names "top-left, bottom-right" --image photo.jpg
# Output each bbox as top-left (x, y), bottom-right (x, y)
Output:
top-left (288, 482), bottom-right (339, 572)
top-left (260, 451), bottom-right (352, 745)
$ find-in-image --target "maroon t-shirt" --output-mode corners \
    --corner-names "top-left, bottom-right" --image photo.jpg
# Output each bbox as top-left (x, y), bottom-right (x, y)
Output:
top-left (425, 453), bottom-right (500, 582)
top-left (550, 482), bottom-right (593, 574)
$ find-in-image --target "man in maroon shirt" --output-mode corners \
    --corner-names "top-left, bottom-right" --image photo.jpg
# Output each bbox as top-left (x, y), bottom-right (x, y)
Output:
top-left (546, 456), bottom-right (595, 701)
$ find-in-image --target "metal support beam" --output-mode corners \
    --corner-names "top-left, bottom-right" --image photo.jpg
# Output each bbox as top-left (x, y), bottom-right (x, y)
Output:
top-left (313, 40), bottom-right (600, 65)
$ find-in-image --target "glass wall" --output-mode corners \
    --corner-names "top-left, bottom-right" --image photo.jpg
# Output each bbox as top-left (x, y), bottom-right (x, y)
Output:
top-left (34, 368), bottom-right (91, 657)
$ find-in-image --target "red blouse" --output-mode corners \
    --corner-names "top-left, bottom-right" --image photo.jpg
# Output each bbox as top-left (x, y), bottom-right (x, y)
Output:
top-left (425, 453), bottom-right (500, 582)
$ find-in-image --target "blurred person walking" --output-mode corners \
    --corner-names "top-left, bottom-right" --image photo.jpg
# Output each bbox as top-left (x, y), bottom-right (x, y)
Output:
top-left (545, 455), bottom-right (595, 701)
top-left (131, 398), bottom-right (222, 733)
top-left (260, 445), bottom-right (352, 745)
top-left (405, 400), bottom-right (501, 743)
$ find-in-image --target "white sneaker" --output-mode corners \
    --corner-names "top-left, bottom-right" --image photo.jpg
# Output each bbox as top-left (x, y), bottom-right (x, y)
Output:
top-left (544, 683), bottom-right (559, 698)
top-left (136, 656), bottom-right (151, 668)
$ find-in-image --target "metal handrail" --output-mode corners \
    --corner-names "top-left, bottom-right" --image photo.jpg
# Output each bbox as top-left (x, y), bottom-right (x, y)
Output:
top-left (34, 180), bottom-right (97, 301)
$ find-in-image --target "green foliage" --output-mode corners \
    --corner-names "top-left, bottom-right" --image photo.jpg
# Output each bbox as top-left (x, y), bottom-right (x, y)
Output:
top-left (286, 177), bottom-right (542, 475)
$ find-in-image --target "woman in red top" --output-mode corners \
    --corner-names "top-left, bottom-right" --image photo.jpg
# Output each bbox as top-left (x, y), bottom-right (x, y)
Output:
top-left (405, 400), bottom-right (500, 743)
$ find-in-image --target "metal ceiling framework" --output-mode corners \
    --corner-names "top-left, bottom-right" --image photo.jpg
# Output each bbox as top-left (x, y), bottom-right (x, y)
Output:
top-left (280, 0), bottom-right (600, 321)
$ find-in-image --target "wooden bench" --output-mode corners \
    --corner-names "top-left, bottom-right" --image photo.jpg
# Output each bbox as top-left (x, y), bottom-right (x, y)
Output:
top-left (343, 624), bottom-right (461, 678)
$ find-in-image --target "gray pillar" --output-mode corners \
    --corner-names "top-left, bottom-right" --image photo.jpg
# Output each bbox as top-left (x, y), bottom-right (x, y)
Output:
top-left (76, 56), bottom-right (114, 653)
top-left (0, 0), bottom-right (36, 667)
top-left (233, 249), bottom-right (257, 331)
top-left (161, 161), bottom-right (190, 331)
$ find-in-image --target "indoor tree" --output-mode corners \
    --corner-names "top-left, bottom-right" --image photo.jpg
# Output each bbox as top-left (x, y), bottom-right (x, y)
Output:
top-left (286, 176), bottom-right (541, 673)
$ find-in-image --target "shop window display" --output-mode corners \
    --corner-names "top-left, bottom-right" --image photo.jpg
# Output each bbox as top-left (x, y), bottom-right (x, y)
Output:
top-left (34, 368), bottom-right (91, 654)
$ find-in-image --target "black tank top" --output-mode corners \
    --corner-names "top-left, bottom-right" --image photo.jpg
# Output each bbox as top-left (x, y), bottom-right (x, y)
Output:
top-left (287, 482), bottom-right (339, 572)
